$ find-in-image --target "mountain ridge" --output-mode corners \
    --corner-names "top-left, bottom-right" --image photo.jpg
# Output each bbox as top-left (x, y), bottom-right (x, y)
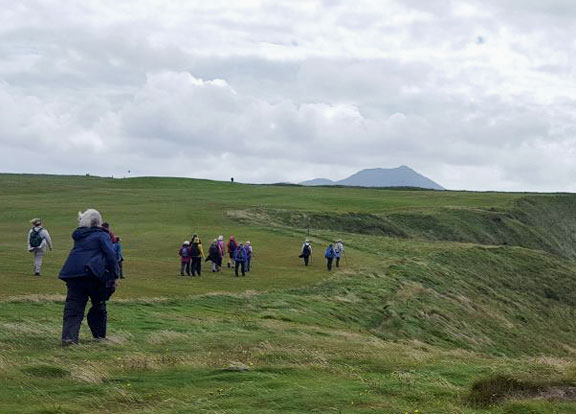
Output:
top-left (300, 166), bottom-right (444, 190)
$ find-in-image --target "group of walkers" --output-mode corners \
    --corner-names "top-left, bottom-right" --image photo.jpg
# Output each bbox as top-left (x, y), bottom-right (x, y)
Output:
top-left (299, 239), bottom-right (344, 270)
top-left (179, 235), bottom-right (254, 277)
top-left (25, 212), bottom-right (346, 346)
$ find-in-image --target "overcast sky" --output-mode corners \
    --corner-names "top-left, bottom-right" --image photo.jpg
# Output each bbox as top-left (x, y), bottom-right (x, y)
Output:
top-left (1, 0), bottom-right (575, 191)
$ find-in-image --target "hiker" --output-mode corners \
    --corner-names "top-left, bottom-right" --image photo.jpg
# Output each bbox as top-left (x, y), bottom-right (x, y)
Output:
top-left (217, 235), bottom-right (226, 270)
top-left (299, 240), bottom-right (312, 266)
top-left (59, 209), bottom-right (119, 346)
top-left (179, 241), bottom-right (191, 276)
top-left (227, 235), bottom-right (237, 268)
top-left (27, 218), bottom-right (53, 276)
top-left (114, 236), bottom-right (125, 278)
top-left (189, 234), bottom-right (205, 276)
top-left (334, 239), bottom-right (344, 268)
top-left (245, 241), bottom-right (253, 272)
top-left (207, 239), bottom-right (223, 272)
top-left (233, 242), bottom-right (247, 277)
top-left (324, 243), bottom-right (336, 271)
top-left (101, 222), bottom-right (116, 243)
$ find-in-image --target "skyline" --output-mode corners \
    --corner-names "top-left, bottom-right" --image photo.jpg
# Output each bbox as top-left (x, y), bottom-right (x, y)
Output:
top-left (1, 1), bottom-right (575, 192)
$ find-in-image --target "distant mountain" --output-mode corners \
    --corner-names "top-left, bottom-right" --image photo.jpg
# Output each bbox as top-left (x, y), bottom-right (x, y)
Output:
top-left (299, 178), bottom-right (335, 186)
top-left (300, 166), bottom-right (445, 190)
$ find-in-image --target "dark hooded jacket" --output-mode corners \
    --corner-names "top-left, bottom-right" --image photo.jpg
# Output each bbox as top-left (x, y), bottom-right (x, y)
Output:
top-left (59, 227), bottom-right (119, 282)
top-left (207, 242), bottom-right (223, 266)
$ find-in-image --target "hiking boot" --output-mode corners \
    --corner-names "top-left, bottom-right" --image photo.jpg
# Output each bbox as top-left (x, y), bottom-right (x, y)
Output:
top-left (34, 272), bottom-right (41, 276)
top-left (61, 339), bottom-right (78, 347)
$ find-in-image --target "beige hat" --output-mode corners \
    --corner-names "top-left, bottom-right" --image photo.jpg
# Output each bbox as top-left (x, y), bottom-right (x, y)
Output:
top-left (30, 218), bottom-right (41, 226)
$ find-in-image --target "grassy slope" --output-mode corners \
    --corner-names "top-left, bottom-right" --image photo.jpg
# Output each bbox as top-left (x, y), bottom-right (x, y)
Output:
top-left (1, 174), bottom-right (576, 414)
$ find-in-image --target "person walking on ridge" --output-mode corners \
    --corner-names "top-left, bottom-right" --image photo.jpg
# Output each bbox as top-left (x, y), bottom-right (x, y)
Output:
top-left (217, 235), bottom-right (226, 271)
top-left (324, 243), bottom-right (336, 271)
top-left (227, 235), bottom-right (237, 268)
top-left (245, 241), bottom-right (253, 272)
top-left (27, 218), bottom-right (53, 276)
top-left (334, 239), bottom-right (344, 268)
top-left (234, 242), bottom-right (247, 276)
top-left (113, 236), bottom-right (125, 278)
top-left (179, 241), bottom-right (191, 276)
top-left (299, 240), bottom-right (312, 266)
top-left (207, 239), bottom-right (223, 272)
top-left (189, 234), bottom-right (205, 276)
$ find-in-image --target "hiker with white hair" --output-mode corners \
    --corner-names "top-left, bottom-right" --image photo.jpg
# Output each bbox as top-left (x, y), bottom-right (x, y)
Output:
top-left (27, 218), bottom-right (53, 276)
top-left (334, 239), bottom-right (344, 268)
top-left (299, 240), bottom-right (312, 266)
top-left (207, 239), bottom-right (223, 272)
top-left (58, 209), bottom-right (119, 346)
top-left (245, 241), bottom-right (254, 272)
top-left (179, 241), bottom-right (191, 276)
top-left (217, 235), bottom-right (226, 270)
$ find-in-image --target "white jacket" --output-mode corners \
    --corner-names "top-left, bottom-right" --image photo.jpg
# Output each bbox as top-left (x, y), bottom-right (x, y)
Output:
top-left (27, 226), bottom-right (53, 252)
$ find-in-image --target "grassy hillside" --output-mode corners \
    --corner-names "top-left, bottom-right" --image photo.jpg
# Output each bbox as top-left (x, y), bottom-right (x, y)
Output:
top-left (1, 173), bottom-right (576, 414)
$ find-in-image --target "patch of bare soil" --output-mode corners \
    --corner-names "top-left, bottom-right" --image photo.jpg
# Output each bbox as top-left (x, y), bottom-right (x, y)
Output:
top-left (531, 385), bottom-right (576, 401)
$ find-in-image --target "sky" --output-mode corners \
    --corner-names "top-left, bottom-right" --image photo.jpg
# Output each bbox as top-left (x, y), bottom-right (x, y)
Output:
top-left (1, 0), bottom-right (575, 191)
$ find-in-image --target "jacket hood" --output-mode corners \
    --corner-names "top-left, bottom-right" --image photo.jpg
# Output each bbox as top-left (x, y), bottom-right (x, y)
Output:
top-left (72, 226), bottom-right (105, 241)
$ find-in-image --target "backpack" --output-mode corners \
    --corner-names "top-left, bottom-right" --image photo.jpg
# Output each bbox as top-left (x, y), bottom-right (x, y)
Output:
top-left (190, 243), bottom-right (200, 257)
top-left (29, 228), bottom-right (44, 248)
top-left (235, 248), bottom-right (246, 261)
top-left (302, 244), bottom-right (311, 256)
top-left (324, 247), bottom-right (334, 259)
top-left (229, 240), bottom-right (237, 251)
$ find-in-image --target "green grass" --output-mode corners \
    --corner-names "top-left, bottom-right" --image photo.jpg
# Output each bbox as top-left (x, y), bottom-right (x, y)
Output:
top-left (1, 173), bottom-right (576, 413)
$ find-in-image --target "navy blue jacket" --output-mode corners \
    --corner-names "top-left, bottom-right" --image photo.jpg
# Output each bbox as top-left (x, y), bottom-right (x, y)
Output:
top-left (324, 245), bottom-right (335, 259)
top-left (233, 246), bottom-right (247, 262)
top-left (59, 227), bottom-right (119, 282)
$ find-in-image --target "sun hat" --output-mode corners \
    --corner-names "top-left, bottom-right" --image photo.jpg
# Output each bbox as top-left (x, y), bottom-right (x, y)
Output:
top-left (30, 218), bottom-right (42, 226)
top-left (183, 241), bottom-right (190, 245)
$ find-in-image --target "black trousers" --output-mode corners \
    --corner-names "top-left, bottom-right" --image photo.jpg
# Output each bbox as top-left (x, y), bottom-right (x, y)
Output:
top-left (62, 276), bottom-right (108, 344)
top-left (191, 257), bottom-right (202, 276)
top-left (326, 258), bottom-right (334, 271)
top-left (336, 257), bottom-right (340, 267)
top-left (303, 255), bottom-right (310, 266)
top-left (235, 261), bottom-right (246, 276)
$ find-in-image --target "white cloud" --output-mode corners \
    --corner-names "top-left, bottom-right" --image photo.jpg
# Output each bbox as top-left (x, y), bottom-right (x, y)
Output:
top-left (0, 0), bottom-right (575, 191)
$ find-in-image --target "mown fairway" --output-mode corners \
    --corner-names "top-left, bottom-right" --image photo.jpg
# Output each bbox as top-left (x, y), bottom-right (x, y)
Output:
top-left (1, 174), bottom-right (576, 414)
